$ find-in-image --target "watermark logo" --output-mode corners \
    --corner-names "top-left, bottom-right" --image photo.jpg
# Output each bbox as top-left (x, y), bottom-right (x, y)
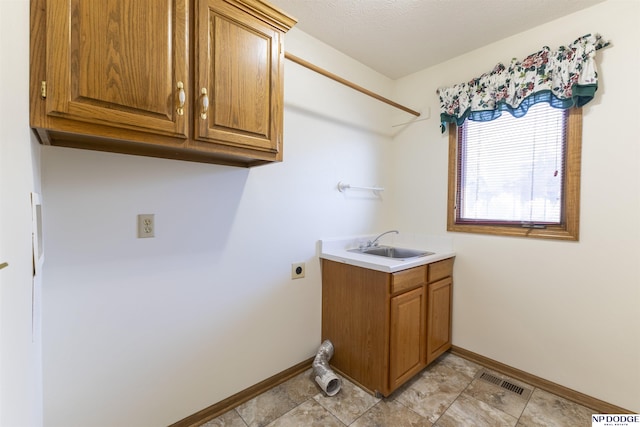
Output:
top-left (592, 414), bottom-right (640, 426)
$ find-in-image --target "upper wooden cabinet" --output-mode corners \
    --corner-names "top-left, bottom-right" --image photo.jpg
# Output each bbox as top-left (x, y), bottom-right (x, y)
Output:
top-left (44, 0), bottom-right (189, 138)
top-left (30, 0), bottom-right (296, 167)
top-left (193, 0), bottom-right (284, 155)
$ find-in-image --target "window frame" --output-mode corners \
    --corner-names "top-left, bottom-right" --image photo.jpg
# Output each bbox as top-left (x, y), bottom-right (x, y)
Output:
top-left (447, 107), bottom-right (582, 241)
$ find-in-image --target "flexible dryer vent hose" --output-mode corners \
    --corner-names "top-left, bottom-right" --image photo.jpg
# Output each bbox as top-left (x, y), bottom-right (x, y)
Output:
top-left (313, 340), bottom-right (342, 396)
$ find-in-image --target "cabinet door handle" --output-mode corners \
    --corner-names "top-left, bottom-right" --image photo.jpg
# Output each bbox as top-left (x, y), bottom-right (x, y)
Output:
top-left (176, 82), bottom-right (186, 116)
top-left (0, 262), bottom-right (8, 270)
top-left (200, 88), bottom-right (209, 120)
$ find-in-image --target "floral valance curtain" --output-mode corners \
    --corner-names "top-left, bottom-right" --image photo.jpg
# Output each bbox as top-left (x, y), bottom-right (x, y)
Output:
top-left (438, 33), bottom-right (609, 132)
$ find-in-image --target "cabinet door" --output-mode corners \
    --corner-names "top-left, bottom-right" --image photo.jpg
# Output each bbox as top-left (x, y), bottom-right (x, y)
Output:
top-left (389, 286), bottom-right (426, 390)
top-left (426, 277), bottom-right (452, 365)
top-left (195, 0), bottom-right (283, 155)
top-left (46, 0), bottom-right (188, 137)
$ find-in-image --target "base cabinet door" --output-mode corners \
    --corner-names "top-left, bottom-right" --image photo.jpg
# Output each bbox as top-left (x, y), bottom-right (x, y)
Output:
top-left (389, 286), bottom-right (426, 390)
top-left (426, 277), bottom-right (453, 365)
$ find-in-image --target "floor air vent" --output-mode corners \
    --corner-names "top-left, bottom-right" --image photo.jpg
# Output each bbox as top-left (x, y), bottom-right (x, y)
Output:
top-left (476, 370), bottom-right (533, 399)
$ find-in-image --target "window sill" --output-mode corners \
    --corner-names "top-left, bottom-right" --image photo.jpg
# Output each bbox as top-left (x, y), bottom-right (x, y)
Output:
top-left (447, 222), bottom-right (579, 241)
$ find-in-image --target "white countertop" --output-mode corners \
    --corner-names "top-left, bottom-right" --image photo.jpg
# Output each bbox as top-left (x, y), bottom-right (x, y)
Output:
top-left (319, 233), bottom-right (456, 273)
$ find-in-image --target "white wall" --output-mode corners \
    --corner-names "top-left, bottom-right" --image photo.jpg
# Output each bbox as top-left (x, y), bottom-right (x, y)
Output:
top-left (392, 0), bottom-right (640, 412)
top-left (41, 28), bottom-right (397, 426)
top-left (16, 1), bottom-right (638, 425)
top-left (0, 0), bottom-right (44, 426)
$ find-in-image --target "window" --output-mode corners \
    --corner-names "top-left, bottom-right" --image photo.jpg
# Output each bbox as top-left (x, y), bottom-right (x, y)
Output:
top-left (447, 105), bottom-right (582, 240)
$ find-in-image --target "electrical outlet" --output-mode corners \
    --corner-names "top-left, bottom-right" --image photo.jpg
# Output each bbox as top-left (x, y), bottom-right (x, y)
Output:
top-left (291, 262), bottom-right (305, 279)
top-left (137, 214), bottom-right (155, 238)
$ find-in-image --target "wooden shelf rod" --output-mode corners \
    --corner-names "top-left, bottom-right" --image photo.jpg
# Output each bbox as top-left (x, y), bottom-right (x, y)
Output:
top-left (285, 52), bottom-right (421, 117)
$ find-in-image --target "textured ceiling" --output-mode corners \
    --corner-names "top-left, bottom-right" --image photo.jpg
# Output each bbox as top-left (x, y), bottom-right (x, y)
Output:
top-left (268, 0), bottom-right (606, 79)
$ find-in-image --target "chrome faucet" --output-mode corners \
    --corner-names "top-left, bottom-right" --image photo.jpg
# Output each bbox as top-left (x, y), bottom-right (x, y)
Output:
top-left (366, 230), bottom-right (399, 248)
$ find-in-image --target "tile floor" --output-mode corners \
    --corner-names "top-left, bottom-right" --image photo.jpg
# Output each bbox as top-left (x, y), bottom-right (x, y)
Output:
top-left (200, 352), bottom-right (595, 427)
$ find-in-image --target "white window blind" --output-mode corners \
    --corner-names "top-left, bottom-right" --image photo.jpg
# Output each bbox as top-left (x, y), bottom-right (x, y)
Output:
top-left (457, 103), bottom-right (567, 225)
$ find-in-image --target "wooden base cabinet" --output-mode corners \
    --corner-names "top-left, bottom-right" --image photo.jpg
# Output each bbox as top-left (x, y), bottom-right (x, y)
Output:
top-left (321, 257), bottom-right (454, 396)
top-left (30, 0), bottom-right (296, 167)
